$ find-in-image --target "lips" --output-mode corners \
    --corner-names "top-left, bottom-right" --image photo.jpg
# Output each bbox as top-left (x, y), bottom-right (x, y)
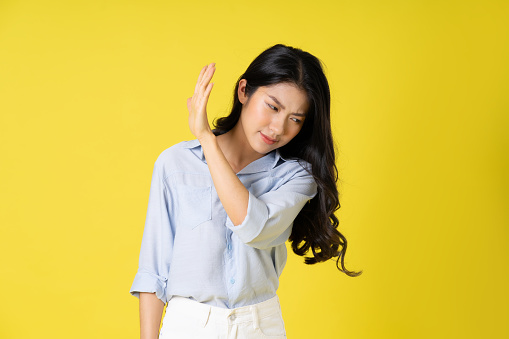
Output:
top-left (260, 132), bottom-right (277, 145)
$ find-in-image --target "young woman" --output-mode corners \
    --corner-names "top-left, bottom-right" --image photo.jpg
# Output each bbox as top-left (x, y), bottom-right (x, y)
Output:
top-left (130, 44), bottom-right (361, 339)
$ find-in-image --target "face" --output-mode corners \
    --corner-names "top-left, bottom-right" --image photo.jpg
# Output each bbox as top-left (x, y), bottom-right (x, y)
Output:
top-left (237, 80), bottom-right (310, 156)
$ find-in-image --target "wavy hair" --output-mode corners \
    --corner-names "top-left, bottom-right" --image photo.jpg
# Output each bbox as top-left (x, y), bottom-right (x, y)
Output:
top-left (213, 44), bottom-right (362, 277)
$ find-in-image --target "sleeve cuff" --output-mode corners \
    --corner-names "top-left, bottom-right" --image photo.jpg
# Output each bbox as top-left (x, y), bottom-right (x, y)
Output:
top-left (129, 269), bottom-right (168, 304)
top-left (225, 191), bottom-right (269, 244)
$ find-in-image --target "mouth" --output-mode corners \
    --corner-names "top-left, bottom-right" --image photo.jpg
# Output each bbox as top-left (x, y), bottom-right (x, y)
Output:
top-left (260, 132), bottom-right (278, 145)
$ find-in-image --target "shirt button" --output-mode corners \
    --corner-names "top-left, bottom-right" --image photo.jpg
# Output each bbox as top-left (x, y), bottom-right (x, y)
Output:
top-left (227, 244), bottom-right (232, 250)
top-left (229, 314), bottom-right (236, 321)
top-left (230, 278), bottom-right (235, 284)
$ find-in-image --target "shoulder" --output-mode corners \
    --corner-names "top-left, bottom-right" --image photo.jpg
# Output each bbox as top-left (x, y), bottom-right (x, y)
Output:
top-left (273, 153), bottom-right (314, 180)
top-left (156, 140), bottom-right (199, 160)
top-left (260, 155), bottom-right (317, 198)
top-left (266, 154), bottom-right (317, 197)
top-left (152, 139), bottom-right (203, 174)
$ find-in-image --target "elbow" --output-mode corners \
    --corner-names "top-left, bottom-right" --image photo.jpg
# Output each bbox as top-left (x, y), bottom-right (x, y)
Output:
top-left (130, 269), bottom-right (168, 304)
top-left (241, 222), bottom-right (294, 250)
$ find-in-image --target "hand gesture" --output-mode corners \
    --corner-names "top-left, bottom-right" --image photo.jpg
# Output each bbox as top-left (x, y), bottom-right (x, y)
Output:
top-left (187, 63), bottom-right (216, 141)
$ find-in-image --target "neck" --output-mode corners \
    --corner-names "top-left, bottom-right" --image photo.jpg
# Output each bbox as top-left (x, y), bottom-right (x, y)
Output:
top-left (216, 123), bottom-right (265, 173)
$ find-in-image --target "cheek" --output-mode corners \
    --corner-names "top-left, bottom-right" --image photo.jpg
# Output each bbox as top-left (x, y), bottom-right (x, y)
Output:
top-left (245, 105), bottom-right (271, 126)
top-left (257, 111), bottom-right (272, 126)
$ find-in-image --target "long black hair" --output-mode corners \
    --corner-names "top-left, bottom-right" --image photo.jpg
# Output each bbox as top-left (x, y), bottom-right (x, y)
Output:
top-left (214, 44), bottom-right (362, 277)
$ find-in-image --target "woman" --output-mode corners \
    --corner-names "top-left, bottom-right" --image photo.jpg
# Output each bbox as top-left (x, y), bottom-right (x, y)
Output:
top-left (130, 43), bottom-right (361, 339)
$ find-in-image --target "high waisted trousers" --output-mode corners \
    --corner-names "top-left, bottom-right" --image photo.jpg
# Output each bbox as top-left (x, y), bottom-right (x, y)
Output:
top-left (159, 295), bottom-right (287, 339)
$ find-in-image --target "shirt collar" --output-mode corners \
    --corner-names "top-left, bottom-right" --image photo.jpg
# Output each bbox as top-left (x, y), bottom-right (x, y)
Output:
top-left (181, 139), bottom-right (286, 174)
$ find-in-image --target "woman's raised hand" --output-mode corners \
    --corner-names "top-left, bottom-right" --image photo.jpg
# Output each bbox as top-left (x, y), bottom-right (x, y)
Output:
top-left (187, 63), bottom-right (216, 142)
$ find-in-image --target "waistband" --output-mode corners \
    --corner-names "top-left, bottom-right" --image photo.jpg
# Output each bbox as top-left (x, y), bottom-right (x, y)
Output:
top-left (165, 295), bottom-right (282, 327)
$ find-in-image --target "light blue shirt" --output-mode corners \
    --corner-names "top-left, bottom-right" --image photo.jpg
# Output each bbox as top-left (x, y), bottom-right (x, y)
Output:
top-left (130, 139), bottom-right (317, 309)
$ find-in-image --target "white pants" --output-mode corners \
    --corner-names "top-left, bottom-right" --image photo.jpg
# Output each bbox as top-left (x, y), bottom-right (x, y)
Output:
top-left (159, 295), bottom-right (287, 339)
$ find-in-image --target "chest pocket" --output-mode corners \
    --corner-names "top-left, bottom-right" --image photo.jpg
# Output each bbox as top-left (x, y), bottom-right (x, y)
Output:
top-left (175, 185), bottom-right (212, 229)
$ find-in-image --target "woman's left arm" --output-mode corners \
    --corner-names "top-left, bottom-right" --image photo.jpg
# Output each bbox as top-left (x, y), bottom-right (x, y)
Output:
top-left (226, 164), bottom-right (317, 249)
top-left (186, 63), bottom-right (250, 226)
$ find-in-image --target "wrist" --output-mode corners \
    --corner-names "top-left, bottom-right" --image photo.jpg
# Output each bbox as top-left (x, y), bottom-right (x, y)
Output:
top-left (197, 131), bottom-right (216, 147)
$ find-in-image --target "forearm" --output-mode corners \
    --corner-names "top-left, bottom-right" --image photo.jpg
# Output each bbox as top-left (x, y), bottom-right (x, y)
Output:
top-left (200, 133), bottom-right (249, 226)
top-left (187, 63), bottom-right (248, 225)
top-left (139, 292), bottom-right (165, 339)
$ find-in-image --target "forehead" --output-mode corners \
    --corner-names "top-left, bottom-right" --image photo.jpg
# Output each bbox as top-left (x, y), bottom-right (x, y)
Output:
top-left (258, 83), bottom-right (309, 113)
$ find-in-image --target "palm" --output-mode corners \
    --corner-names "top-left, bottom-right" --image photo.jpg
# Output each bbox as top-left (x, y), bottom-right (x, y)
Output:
top-left (187, 63), bottom-right (216, 140)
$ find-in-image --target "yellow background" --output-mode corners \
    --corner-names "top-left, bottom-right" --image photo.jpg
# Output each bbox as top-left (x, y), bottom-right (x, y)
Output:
top-left (1, 0), bottom-right (507, 338)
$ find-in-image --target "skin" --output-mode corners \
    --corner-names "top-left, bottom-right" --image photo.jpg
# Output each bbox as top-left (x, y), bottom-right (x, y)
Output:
top-left (219, 78), bottom-right (310, 173)
top-left (139, 292), bottom-right (164, 339)
top-left (139, 62), bottom-right (309, 339)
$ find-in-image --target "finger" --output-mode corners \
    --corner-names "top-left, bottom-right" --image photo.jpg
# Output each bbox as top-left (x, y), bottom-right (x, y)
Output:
top-left (199, 64), bottom-right (216, 94)
top-left (194, 65), bottom-right (208, 93)
top-left (198, 63), bottom-right (214, 87)
top-left (203, 82), bottom-right (214, 104)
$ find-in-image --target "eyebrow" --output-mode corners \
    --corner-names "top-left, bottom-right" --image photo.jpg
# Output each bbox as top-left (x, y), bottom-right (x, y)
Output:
top-left (268, 95), bottom-right (307, 116)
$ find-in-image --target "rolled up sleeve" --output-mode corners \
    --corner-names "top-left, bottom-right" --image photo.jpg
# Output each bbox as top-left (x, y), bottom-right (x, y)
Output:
top-left (130, 155), bottom-right (174, 304)
top-left (226, 164), bottom-right (317, 249)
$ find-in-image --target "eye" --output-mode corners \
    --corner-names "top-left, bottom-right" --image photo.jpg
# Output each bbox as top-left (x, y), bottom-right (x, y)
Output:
top-left (267, 103), bottom-right (278, 111)
top-left (290, 117), bottom-right (302, 124)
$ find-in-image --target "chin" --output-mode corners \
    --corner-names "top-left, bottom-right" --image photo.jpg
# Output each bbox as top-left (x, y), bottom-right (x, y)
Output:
top-left (250, 141), bottom-right (274, 155)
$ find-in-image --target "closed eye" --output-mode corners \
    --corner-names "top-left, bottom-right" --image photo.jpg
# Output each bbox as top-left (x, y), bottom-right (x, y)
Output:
top-left (267, 103), bottom-right (278, 111)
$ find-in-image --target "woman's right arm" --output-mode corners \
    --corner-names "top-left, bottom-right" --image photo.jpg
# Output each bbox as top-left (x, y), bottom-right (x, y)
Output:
top-left (140, 292), bottom-right (165, 339)
top-left (131, 153), bottom-right (173, 338)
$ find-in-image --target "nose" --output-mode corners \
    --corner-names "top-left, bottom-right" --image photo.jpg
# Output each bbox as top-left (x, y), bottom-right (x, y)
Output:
top-left (269, 114), bottom-right (285, 136)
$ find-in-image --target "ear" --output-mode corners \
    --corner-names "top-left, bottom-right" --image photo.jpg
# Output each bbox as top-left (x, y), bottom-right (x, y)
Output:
top-left (237, 79), bottom-right (248, 104)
